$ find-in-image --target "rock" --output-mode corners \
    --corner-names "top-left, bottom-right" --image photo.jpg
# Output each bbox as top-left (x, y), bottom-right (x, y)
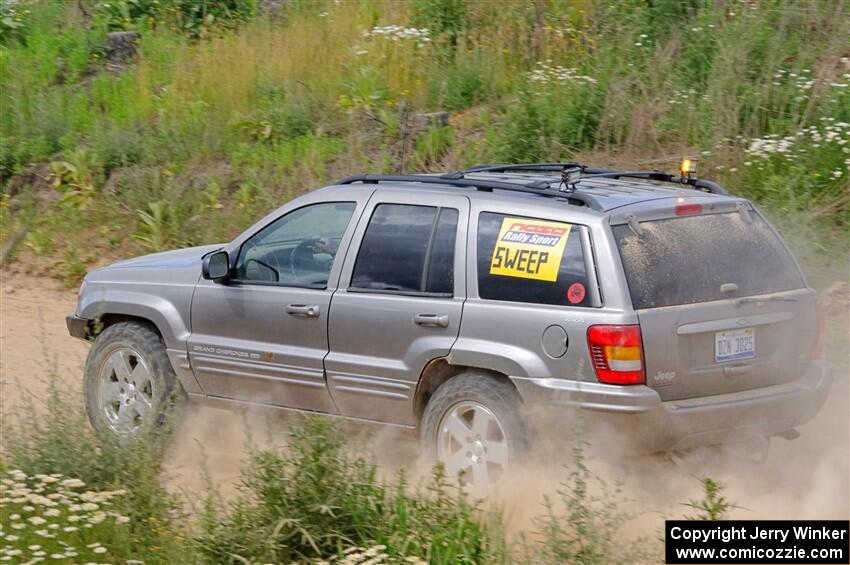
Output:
top-left (410, 111), bottom-right (450, 131)
top-left (106, 31), bottom-right (141, 63)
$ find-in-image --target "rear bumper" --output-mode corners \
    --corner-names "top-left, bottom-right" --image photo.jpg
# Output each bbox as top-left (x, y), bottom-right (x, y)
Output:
top-left (511, 360), bottom-right (833, 452)
top-left (66, 315), bottom-right (90, 341)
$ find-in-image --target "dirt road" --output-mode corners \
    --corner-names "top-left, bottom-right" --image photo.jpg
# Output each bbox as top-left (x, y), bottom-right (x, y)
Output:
top-left (0, 273), bottom-right (256, 494)
top-left (1, 272), bottom-right (847, 521)
top-left (0, 274), bottom-right (87, 410)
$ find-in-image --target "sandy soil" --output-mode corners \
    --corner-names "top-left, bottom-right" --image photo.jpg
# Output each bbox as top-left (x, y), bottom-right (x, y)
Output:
top-left (1, 271), bottom-right (847, 526)
top-left (0, 273), bottom-right (256, 497)
top-left (0, 273), bottom-right (87, 412)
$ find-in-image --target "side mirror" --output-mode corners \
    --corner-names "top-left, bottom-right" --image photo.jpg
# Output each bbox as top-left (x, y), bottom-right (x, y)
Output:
top-left (202, 250), bottom-right (231, 282)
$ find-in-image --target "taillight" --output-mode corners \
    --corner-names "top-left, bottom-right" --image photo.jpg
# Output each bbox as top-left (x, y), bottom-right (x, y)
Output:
top-left (675, 203), bottom-right (703, 216)
top-left (812, 298), bottom-right (825, 359)
top-left (587, 325), bottom-right (645, 385)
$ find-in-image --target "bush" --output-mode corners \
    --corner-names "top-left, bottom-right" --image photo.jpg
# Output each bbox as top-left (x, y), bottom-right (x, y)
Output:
top-left (411, 0), bottom-right (467, 46)
top-left (494, 64), bottom-right (604, 161)
top-left (96, 0), bottom-right (257, 36)
top-left (197, 418), bottom-right (506, 564)
top-left (529, 443), bottom-right (649, 564)
top-left (683, 477), bottom-right (735, 521)
top-left (0, 0), bottom-right (31, 45)
top-left (430, 57), bottom-right (494, 111)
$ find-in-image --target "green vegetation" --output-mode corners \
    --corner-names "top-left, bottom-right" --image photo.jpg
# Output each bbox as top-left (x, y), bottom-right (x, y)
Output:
top-left (1, 0), bottom-right (847, 284)
top-left (0, 3), bottom-right (844, 561)
top-left (683, 477), bottom-right (736, 521)
top-left (3, 369), bottom-right (731, 564)
top-left (197, 419), bottom-right (505, 564)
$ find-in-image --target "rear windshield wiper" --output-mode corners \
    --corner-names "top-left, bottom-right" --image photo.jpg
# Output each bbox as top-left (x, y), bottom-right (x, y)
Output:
top-left (734, 295), bottom-right (799, 307)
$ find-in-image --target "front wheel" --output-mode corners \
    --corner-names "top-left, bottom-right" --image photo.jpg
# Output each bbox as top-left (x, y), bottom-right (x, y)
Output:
top-left (420, 372), bottom-right (527, 491)
top-left (84, 321), bottom-right (179, 438)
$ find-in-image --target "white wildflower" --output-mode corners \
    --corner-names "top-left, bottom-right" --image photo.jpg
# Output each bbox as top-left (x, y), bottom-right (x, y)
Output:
top-left (60, 478), bottom-right (85, 489)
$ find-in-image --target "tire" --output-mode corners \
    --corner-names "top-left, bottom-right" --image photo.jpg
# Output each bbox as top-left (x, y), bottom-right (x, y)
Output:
top-left (420, 371), bottom-right (527, 490)
top-left (84, 321), bottom-right (179, 439)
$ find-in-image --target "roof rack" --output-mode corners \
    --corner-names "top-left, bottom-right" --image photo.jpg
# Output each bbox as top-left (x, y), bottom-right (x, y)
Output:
top-left (459, 162), bottom-right (729, 195)
top-left (463, 163), bottom-right (583, 174)
top-left (335, 174), bottom-right (600, 208)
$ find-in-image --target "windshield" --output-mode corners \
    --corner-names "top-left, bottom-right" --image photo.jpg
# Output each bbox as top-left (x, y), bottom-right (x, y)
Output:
top-left (613, 211), bottom-right (805, 309)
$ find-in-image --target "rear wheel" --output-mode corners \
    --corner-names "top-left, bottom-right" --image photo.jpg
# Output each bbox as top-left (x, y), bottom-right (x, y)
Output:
top-left (420, 372), bottom-right (526, 491)
top-left (84, 321), bottom-right (179, 438)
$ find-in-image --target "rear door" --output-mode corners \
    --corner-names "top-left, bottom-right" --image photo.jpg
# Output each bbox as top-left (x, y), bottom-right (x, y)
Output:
top-left (612, 208), bottom-right (815, 401)
top-left (325, 191), bottom-right (468, 425)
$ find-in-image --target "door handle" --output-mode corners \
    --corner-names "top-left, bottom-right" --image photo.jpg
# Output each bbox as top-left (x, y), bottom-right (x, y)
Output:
top-left (723, 364), bottom-right (752, 377)
top-left (286, 304), bottom-right (320, 318)
top-left (413, 314), bottom-right (449, 328)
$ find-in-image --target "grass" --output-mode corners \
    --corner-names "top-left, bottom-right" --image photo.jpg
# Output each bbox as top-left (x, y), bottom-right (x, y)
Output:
top-left (196, 419), bottom-right (506, 564)
top-left (0, 0), bottom-right (846, 285)
top-left (2, 365), bottom-right (741, 564)
top-left (0, 3), bottom-right (844, 559)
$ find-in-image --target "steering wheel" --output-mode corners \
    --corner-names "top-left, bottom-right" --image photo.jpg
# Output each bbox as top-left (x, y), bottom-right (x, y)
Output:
top-left (290, 239), bottom-right (323, 278)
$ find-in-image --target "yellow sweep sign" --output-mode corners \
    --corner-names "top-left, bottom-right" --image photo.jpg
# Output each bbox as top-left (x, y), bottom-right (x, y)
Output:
top-left (489, 217), bottom-right (572, 282)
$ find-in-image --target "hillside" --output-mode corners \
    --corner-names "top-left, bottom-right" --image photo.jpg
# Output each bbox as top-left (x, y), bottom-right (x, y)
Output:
top-left (1, 0), bottom-right (848, 284)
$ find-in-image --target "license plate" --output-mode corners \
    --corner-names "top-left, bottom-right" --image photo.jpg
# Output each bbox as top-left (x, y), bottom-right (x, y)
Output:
top-left (715, 328), bottom-right (755, 363)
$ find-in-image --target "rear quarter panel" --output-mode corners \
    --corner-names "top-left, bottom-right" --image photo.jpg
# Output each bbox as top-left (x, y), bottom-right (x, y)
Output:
top-left (451, 199), bottom-right (635, 385)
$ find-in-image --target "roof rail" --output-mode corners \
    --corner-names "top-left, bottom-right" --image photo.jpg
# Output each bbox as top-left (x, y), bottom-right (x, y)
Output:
top-left (460, 162), bottom-right (729, 195)
top-left (581, 170), bottom-right (729, 195)
top-left (335, 174), bottom-right (599, 208)
top-left (462, 163), bottom-right (583, 174)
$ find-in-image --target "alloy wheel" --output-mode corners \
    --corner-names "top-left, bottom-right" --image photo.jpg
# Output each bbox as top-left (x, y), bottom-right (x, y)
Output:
top-left (96, 347), bottom-right (156, 434)
top-left (436, 401), bottom-right (509, 490)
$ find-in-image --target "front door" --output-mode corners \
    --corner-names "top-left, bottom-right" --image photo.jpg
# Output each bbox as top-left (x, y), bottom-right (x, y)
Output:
top-left (189, 198), bottom-right (366, 412)
top-left (325, 191), bottom-right (469, 425)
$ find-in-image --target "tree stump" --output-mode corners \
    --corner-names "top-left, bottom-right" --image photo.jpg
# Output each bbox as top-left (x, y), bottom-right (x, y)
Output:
top-left (106, 31), bottom-right (141, 63)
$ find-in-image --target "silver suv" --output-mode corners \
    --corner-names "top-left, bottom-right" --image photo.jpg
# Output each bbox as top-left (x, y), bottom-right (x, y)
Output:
top-left (67, 162), bottom-right (832, 487)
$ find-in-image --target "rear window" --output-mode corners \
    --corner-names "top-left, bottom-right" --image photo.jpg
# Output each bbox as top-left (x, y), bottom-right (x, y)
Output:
top-left (477, 212), bottom-right (592, 306)
top-left (351, 204), bottom-right (458, 295)
top-left (613, 212), bottom-right (805, 309)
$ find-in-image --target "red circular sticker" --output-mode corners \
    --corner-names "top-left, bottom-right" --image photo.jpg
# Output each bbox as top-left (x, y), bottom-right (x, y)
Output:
top-left (567, 282), bottom-right (586, 304)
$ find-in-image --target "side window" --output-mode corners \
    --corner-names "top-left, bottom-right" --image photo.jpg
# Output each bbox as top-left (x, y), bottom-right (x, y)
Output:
top-left (235, 202), bottom-right (356, 287)
top-left (351, 204), bottom-right (458, 295)
top-left (476, 212), bottom-right (592, 306)
top-left (426, 209), bottom-right (459, 294)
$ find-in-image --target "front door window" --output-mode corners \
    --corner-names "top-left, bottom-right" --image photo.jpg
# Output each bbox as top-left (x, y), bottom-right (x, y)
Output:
top-left (234, 202), bottom-right (357, 287)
